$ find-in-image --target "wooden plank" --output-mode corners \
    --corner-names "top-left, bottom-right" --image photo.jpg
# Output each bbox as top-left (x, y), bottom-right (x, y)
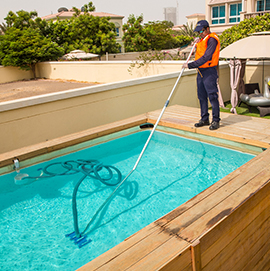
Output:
top-left (79, 141), bottom-right (270, 270)
top-left (248, 243), bottom-right (270, 271)
top-left (146, 105), bottom-right (270, 148)
top-left (176, 169), bottom-right (270, 242)
top-left (78, 223), bottom-right (158, 270)
top-left (78, 226), bottom-right (190, 271)
top-left (200, 192), bottom-right (270, 267)
top-left (191, 240), bottom-right (201, 271)
top-left (0, 114), bottom-right (147, 168)
top-left (156, 148), bottom-right (270, 229)
top-left (230, 220), bottom-right (270, 271)
top-left (125, 238), bottom-right (191, 271)
top-left (3, 104), bottom-right (270, 168)
top-left (156, 154), bottom-right (270, 241)
top-left (159, 249), bottom-right (192, 271)
top-left (202, 210), bottom-right (270, 270)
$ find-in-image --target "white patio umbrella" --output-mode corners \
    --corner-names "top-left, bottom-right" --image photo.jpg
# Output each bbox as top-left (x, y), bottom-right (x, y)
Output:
top-left (220, 32), bottom-right (270, 59)
top-left (62, 50), bottom-right (99, 60)
top-left (220, 32), bottom-right (270, 113)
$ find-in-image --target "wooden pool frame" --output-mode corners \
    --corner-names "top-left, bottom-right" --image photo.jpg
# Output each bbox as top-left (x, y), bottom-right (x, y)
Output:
top-left (1, 105), bottom-right (270, 270)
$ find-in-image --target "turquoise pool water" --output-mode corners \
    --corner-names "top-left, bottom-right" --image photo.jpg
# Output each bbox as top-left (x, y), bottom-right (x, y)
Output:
top-left (0, 131), bottom-right (254, 270)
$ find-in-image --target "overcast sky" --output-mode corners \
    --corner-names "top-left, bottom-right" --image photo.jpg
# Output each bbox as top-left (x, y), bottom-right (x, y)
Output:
top-left (1, 0), bottom-right (205, 25)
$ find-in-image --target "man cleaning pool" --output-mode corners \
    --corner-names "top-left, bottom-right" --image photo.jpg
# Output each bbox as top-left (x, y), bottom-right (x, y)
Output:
top-left (183, 20), bottom-right (221, 130)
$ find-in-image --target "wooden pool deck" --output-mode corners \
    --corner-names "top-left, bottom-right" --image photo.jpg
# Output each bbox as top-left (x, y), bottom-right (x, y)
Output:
top-left (1, 105), bottom-right (270, 270)
top-left (77, 105), bottom-right (270, 271)
top-left (147, 105), bottom-right (270, 149)
top-left (1, 104), bottom-right (270, 168)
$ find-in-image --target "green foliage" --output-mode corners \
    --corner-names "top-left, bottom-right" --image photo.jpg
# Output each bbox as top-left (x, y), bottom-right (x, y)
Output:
top-left (219, 13), bottom-right (270, 49)
top-left (176, 22), bottom-right (196, 38)
top-left (122, 14), bottom-right (148, 52)
top-left (144, 20), bottom-right (176, 50)
top-left (0, 27), bottom-right (64, 77)
top-left (4, 10), bottom-right (39, 29)
top-left (81, 2), bottom-right (96, 12)
top-left (46, 12), bottom-right (119, 54)
top-left (0, 2), bottom-right (120, 70)
top-left (123, 15), bottom-right (193, 73)
top-left (122, 14), bottom-right (189, 52)
top-left (0, 10), bottom-right (64, 76)
top-left (172, 35), bottom-right (193, 48)
top-left (220, 101), bottom-right (270, 119)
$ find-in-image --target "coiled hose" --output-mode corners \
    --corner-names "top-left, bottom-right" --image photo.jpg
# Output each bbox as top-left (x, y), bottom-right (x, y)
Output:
top-left (17, 159), bottom-right (122, 237)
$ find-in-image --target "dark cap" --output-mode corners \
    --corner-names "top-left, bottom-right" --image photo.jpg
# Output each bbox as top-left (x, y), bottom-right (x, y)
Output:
top-left (194, 20), bottom-right (209, 32)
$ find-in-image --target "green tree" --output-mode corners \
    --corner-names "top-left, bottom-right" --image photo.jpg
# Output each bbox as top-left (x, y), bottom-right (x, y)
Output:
top-left (0, 1), bottom-right (120, 71)
top-left (219, 13), bottom-right (270, 49)
top-left (0, 27), bottom-right (64, 78)
top-left (122, 14), bottom-right (149, 52)
top-left (4, 10), bottom-right (39, 29)
top-left (122, 15), bottom-right (192, 52)
top-left (46, 4), bottom-right (119, 54)
top-left (81, 1), bottom-right (96, 12)
top-left (144, 20), bottom-right (175, 50)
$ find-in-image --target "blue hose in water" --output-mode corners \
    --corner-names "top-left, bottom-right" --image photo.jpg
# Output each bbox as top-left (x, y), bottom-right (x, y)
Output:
top-left (16, 159), bottom-right (122, 239)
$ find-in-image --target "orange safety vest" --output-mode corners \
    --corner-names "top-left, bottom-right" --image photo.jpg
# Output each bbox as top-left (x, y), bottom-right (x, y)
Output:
top-left (195, 33), bottom-right (220, 68)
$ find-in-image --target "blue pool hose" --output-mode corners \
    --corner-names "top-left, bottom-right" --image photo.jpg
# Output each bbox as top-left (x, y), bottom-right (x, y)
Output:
top-left (18, 159), bottom-right (122, 238)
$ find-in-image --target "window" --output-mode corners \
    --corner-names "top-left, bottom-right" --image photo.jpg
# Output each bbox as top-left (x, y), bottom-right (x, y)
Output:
top-left (114, 22), bottom-right (120, 37)
top-left (257, 0), bottom-right (270, 11)
top-left (229, 3), bottom-right (242, 23)
top-left (212, 5), bottom-right (225, 24)
top-left (115, 27), bottom-right (120, 36)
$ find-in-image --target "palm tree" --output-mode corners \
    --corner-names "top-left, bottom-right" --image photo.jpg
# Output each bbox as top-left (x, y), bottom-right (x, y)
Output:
top-left (0, 23), bottom-right (7, 35)
top-left (178, 22), bottom-right (196, 38)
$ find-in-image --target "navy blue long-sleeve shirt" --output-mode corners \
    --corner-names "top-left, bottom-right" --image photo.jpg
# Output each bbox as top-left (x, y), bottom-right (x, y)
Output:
top-left (188, 37), bottom-right (218, 69)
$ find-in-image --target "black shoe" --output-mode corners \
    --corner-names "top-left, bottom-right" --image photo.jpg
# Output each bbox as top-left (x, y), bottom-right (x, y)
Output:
top-left (194, 120), bottom-right (210, 127)
top-left (209, 121), bottom-right (219, 130)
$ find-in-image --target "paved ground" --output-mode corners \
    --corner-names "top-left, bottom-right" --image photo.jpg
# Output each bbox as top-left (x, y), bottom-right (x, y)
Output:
top-left (0, 79), bottom-right (98, 102)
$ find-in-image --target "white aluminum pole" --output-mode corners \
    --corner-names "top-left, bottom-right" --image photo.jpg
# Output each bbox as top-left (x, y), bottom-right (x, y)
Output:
top-left (83, 39), bottom-right (199, 233)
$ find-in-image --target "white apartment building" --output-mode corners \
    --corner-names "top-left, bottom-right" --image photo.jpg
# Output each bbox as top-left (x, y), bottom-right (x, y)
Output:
top-left (205, 0), bottom-right (270, 34)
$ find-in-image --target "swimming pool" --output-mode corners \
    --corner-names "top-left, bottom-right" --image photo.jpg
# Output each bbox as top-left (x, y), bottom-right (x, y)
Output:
top-left (0, 130), bottom-right (254, 270)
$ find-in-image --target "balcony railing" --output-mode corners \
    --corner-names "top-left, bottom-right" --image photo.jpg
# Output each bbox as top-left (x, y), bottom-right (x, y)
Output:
top-left (244, 10), bottom-right (270, 19)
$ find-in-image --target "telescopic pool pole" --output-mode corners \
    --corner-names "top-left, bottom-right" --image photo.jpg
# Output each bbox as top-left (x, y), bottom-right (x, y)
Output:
top-left (131, 39), bottom-right (199, 173)
top-left (82, 39), bottom-right (199, 234)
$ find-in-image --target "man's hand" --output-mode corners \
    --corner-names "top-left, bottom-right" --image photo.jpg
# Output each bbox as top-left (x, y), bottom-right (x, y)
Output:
top-left (182, 63), bottom-right (188, 69)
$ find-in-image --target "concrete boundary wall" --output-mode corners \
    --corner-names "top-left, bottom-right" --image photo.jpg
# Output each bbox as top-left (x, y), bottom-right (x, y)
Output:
top-left (0, 66), bottom-right (32, 84)
top-left (0, 64), bottom-right (231, 154)
top-left (0, 61), bottom-right (228, 153)
top-left (0, 60), bottom-right (268, 86)
top-left (0, 70), bottom-right (199, 153)
top-left (36, 60), bottom-right (190, 84)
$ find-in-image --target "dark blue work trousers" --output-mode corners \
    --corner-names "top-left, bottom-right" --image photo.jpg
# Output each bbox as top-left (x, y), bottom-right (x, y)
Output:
top-left (197, 67), bottom-right (220, 123)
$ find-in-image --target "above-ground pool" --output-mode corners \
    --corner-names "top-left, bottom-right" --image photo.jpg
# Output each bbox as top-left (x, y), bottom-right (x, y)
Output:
top-left (0, 130), bottom-right (255, 270)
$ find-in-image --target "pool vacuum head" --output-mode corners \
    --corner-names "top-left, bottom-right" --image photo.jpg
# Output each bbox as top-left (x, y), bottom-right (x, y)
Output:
top-left (65, 231), bottom-right (92, 248)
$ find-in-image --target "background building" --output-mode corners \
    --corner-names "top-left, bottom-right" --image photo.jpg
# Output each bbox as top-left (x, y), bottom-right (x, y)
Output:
top-left (205, 0), bottom-right (270, 34)
top-left (164, 7), bottom-right (177, 25)
top-left (186, 13), bottom-right (205, 27)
